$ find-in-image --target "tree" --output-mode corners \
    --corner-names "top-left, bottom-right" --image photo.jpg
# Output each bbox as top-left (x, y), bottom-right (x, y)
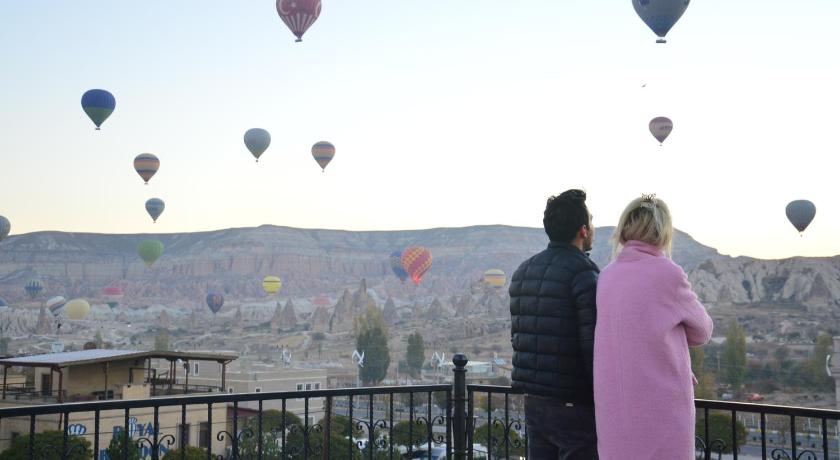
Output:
top-left (722, 319), bottom-right (747, 395)
top-left (354, 306), bottom-right (390, 385)
top-left (107, 431), bottom-right (141, 460)
top-left (161, 446), bottom-right (207, 460)
top-left (154, 328), bottom-right (170, 351)
top-left (94, 330), bottom-right (104, 349)
top-left (0, 431), bottom-right (91, 460)
top-left (804, 333), bottom-right (834, 391)
top-left (695, 413), bottom-right (747, 454)
top-left (405, 332), bottom-right (425, 378)
top-left (473, 422), bottom-right (525, 458)
top-left (392, 420), bottom-right (429, 448)
top-left (239, 409), bottom-right (303, 459)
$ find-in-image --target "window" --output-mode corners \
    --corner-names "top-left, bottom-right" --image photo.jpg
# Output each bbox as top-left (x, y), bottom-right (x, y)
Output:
top-left (228, 388), bottom-right (234, 393)
top-left (314, 383), bottom-right (321, 390)
top-left (199, 422), bottom-right (210, 449)
top-left (296, 383), bottom-right (303, 391)
top-left (255, 387), bottom-right (262, 393)
top-left (193, 362), bottom-right (199, 376)
top-left (177, 424), bottom-right (191, 448)
top-left (305, 383), bottom-right (312, 390)
top-left (10, 432), bottom-right (19, 442)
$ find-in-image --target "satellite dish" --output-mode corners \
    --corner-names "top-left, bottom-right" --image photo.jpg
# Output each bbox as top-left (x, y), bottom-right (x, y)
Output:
top-left (826, 354), bottom-right (833, 378)
top-left (282, 349), bottom-right (292, 366)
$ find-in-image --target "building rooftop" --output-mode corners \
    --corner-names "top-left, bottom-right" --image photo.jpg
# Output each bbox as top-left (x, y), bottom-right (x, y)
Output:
top-left (0, 349), bottom-right (238, 369)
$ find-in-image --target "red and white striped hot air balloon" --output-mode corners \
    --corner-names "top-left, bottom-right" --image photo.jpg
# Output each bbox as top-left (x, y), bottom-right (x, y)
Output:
top-left (276, 0), bottom-right (322, 43)
top-left (401, 247), bottom-right (433, 286)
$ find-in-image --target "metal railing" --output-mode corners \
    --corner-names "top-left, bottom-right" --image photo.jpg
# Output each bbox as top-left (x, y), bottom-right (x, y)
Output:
top-left (0, 354), bottom-right (838, 459)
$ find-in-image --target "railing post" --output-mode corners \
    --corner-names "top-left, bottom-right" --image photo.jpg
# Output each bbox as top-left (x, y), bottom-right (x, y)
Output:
top-left (452, 354), bottom-right (468, 460)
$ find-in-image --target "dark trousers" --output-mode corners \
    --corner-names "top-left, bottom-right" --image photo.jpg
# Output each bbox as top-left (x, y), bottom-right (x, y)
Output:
top-left (524, 395), bottom-right (599, 460)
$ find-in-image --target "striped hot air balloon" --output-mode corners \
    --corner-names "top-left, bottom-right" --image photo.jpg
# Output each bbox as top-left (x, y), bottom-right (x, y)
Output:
top-left (262, 276), bottom-right (282, 295)
top-left (483, 269), bottom-right (507, 289)
top-left (102, 286), bottom-right (124, 310)
top-left (46, 296), bottom-right (67, 316)
top-left (134, 154), bottom-right (160, 184)
top-left (81, 89), bottom-right (116, 130)
top-left (25, 280), bottom-right (44, 299)
top-left (276, 0), bottom-right (322, 42)
top-left (311, 141), bottom-right (335, 171)
top-left (401, 247), bottom-right (433, 286)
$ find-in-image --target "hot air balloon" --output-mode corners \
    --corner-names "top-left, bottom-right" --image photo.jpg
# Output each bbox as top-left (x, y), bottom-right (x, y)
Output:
top-left (0, 215), bottom-right (10, 243)
top-left (206, 292), bottom-right (224, 314)
top-left (276, 0), bottom-right (322, 42)
top-left (313, 295), bottom-right (331, 307)
top-left (632, 0), bottom-right (691, 43)
top-left (311, 141), bottom-right (335, 172)
top-left (401, 247), bottom-right (433, 286)
top-left (46, 296), bottom-right (67, 316)
top-left (244, 129), bottom-right (271, 162)
top-left (81, 89), bottom-right (116, 130)
top-left (25, 280), bottom-right (44, 299)
top-left (134, 154), bottom-right (160, 185)
top-left (102, 287), bottom-right (124, 310)
top-left (137, 240), bottom-right (164, 267)
top-left (483, 269), bottom-right (507, 289)
top-left (263, 276), bottom-right (283, 295)
top-left (786, 200), bottom-right (817, 235)
top-left (649, 117), bottom-right (673, 145)
top-left (145, 198), bottom-right (165, 223)
top-left (65, 299), bottom-right (90, 320)
top-left (389, 251), bottom-right (409, 282)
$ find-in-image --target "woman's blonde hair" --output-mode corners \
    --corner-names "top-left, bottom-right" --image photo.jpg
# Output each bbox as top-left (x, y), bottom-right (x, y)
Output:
top-left (611, 194), bottom-right (674, 258)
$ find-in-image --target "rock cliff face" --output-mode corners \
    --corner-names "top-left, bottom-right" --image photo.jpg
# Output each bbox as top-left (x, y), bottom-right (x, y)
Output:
top-left (688, 256), bottom-right (840, 311)
top-left (2, 224), bottom-right (839, 312)
top-left (0, 225), bottom-right (721, 304)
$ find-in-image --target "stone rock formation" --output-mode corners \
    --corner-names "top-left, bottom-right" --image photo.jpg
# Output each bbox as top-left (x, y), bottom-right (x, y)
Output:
top-left (35, 305), bottom-right (51, 335)
top-left (382, 297), bottom-right (399, 325)
top-left (310, 306), bottom-right (330, 333)
top-left (281, 299), bottom-right (297, 329)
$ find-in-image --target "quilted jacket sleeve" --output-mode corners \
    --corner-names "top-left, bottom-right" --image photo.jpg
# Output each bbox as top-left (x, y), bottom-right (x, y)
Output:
top-left (571, 266), bottom-right (599, 383)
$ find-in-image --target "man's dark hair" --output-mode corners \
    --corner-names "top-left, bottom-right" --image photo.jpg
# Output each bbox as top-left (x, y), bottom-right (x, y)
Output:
top-left (543, 189), bottom-right (589, 242)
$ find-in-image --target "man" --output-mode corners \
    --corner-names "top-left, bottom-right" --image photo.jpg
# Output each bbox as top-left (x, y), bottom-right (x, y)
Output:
top-left (509, 189), bottom-right (599, 459)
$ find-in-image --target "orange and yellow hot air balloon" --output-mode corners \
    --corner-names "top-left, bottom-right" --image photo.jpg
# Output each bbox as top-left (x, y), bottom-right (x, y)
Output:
top-left (400, 247), bottom-right (432, 286)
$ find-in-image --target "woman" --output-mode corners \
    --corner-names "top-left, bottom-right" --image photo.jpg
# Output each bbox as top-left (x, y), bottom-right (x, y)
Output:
top-left (594, 194), bottom-right (713, 459)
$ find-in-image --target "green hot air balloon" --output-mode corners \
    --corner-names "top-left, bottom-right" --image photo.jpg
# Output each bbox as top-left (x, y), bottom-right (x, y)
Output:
top-left (137, 240), bottom-right (164, 267)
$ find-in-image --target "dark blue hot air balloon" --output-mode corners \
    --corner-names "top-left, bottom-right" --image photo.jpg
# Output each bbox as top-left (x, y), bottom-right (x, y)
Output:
top-left (633, 0), bottom-right (691, 43)
top-left (389, 251), bottom-right (409, 282)
top-left (145, 198), bottom-right (165, 223)
top-left (786, 200), bottom-right (816, 235)
top-left (25, 280), bottom-right (44, 300)
top-left (206, 292), bottom-right (224, 314)
top-left (81, 89), bottom-right (116, 130)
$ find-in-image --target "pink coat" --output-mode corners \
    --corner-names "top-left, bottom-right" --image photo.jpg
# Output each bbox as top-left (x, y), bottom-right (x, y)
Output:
top-left (594, 240), bottom-right (713, 460)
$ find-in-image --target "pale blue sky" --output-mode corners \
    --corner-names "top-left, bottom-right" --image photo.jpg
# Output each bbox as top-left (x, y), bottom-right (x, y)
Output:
top-left (1, 1), bottom-right (838, 259)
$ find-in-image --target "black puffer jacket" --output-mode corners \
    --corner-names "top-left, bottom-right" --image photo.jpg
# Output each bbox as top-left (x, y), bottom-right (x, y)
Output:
top-left (509, 241), bottom-right (599, 403)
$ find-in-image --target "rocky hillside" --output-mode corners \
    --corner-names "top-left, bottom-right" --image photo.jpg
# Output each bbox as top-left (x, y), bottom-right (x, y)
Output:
top-left (0, 225), bottom-right (722, 305)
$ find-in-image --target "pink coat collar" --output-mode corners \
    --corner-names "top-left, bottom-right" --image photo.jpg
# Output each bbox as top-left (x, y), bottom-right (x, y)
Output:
top-left (617, 240), bottom-right (665, 260)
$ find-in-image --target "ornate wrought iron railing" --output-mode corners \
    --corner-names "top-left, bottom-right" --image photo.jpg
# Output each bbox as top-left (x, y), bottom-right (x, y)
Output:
top-left (0, 354), bottom-right (839, 459)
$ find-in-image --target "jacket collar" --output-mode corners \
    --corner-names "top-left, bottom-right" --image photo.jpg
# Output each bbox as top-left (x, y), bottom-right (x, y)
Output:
top-left (618, 240), bottom-right (665, 259)
top-left (548, 240), bottom-right (584, 253)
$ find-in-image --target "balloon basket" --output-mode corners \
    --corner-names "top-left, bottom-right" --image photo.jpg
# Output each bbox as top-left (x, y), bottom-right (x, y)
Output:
top-left (95, 127), bottom-right (101, 131)
top-left (656, 38), bottom-right (667, 44)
